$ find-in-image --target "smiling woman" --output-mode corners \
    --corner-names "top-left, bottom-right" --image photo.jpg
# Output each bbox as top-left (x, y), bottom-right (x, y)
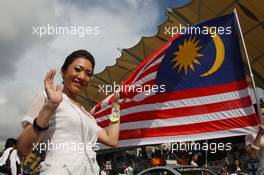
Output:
top-left (16, 50), bottom-right (120, 175)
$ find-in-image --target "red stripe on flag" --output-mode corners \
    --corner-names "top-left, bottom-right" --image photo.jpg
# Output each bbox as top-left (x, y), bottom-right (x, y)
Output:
top-left (125, 79), bottom-right (156, 98)
top-left (134, 64), bottom-right (159, 83)
top-left (94, 80), bottom-right (248, 118)
top-left (142, 48), bottom-right (169, 71)
top-left (118, 114), bottom-right (259, 140)
top-left (97, 96), bottom-right (252, 127)
top-left (130, 79), bottom-right (248, 106)
top-left (124, 34), bottom-right (180, 85)
top-left (143, 48), bottom-right (169, 71)
top-left (95, 101), bottom-right (102, 113)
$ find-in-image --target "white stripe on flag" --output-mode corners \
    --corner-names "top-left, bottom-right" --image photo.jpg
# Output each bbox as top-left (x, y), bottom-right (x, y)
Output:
top-left (96, 88), bottom-right (250, 122)
top-left (134, 44), bottom-right (170, 81)
top-left (133, 72), bottom-right (157, 86)
top-left (140, 55), bottom-right (164, 75)
top-left (119, 106), bottom-right (255, 130)
top-left (99, 125), bottom-right (258, 149)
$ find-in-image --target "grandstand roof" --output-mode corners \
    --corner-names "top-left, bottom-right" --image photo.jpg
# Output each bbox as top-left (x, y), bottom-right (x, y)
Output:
top-left (79, 0), bottom-right (264, 110)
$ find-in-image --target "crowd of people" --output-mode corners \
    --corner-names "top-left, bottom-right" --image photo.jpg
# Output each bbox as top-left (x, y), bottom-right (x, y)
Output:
top-left (0, 133), bottom-right (260, 175)
top-left (95, 143), bottom-right (251, 175)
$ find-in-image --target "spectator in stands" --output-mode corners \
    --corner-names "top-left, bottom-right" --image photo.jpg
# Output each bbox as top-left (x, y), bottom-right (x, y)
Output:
top-left (188, 152), bottom-right (199, 167)
top-left (178, 152), bottom-right (189, 165)
top-left (229, 159), bottom-right (242, 174)
top-left (0, 138), bottom-right (21, 175)
top-left (220, 162), bottom-right (230, 175)
top-left (124, 160), bottom-right (134, 175)
top-left (151, 150), bottom-right (166, 167)
top-left (100, 168), bottom-right (107, 175)
top-left (245, 105), bottom-right (264, 175)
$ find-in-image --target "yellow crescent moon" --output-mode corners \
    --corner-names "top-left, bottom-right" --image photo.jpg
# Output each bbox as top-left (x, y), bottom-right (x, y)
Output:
top-left (200, 27), bottom-right (225, 77)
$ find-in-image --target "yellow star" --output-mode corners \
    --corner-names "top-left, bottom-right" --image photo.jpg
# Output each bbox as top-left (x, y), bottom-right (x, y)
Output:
top-left (171, 37), bottom-right (204, 75)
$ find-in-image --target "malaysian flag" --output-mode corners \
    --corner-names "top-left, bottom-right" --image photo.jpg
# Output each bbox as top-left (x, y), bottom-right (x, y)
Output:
top-left (91, 14), bottom-right (259, 148)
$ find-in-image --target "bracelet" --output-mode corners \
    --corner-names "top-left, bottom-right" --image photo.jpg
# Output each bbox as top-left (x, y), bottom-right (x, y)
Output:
top-left (109, 104), bottom-right (120, 123)
top-left (33, 118), bottom-right (49, 132)
top-left (250, 144), bottom-right (260, 151)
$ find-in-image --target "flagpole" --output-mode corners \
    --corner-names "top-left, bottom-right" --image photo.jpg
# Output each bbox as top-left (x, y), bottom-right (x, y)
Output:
top-left (205, 140), bottom-right (208, 168)
top-left (233, 8), bottom-right (263, 123)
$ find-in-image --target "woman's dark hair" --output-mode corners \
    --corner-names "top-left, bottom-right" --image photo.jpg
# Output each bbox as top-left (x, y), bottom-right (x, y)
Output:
top-left (5, 138), bottom-right (17, 149)
top-left (61, 50), bottom-right (95, 72)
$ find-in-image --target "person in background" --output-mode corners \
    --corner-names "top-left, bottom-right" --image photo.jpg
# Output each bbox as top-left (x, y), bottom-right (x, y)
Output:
top-left (0, 138), bottom-right (21, 175)
top-left (220, 162), bottom-right (230, 175)
top-left (100, 168), bottom-right (107, 175)
top-left (124, 160), bottom-right (134, 175)
top-left (189, 152), bottom-right (199, 167)
top-left (151, 150), bottom-right (166, 167)
top-left (229, 159), bottom-right (242, 174)
top-left (245, 105), bottom-right (264, 175)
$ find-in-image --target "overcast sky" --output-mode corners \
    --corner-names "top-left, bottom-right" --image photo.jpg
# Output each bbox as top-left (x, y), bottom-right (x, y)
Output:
top-left (0, 0), bottom-right (194, 149)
